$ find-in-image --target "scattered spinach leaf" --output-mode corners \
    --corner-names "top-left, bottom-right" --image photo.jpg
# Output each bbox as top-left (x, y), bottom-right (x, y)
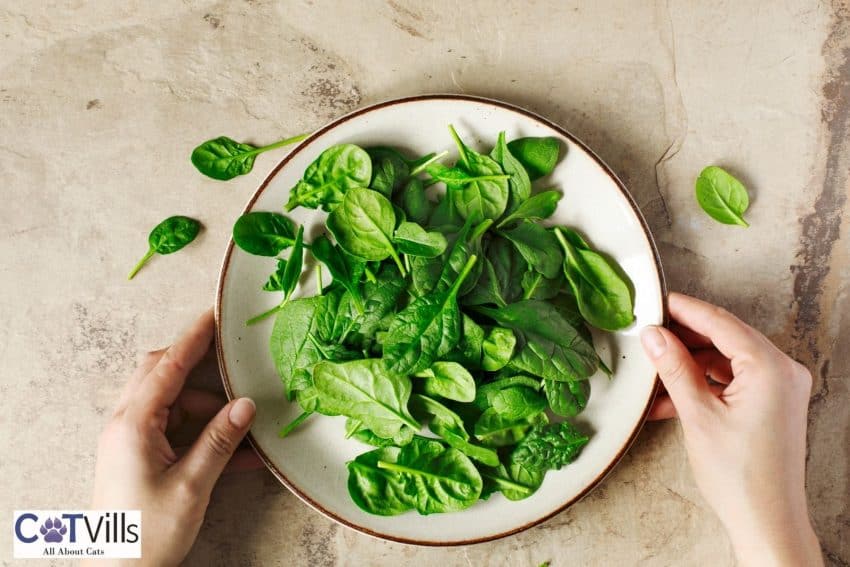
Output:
top-left (191, 133), bottom-right (308, 180)
top-left (128, 216), bottom-right (201, 280)
top-left (695, 165), bottom-right (750, 227)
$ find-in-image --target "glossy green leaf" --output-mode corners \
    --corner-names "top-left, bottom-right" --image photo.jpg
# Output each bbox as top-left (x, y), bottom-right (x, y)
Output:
top-left (232, 212), bottom-right (297, 257)
top-left (481, 327), bottom-right (517, 371)
top-left (393, 222), bottom-right (448, 258)
top-left (490, 131), bottom-right (532, 214)
top-left (415, 361), bottom-right (476, 402)
top-left (128, 216), bottom-right (201, 279)
top-left (191, 133), bottom-right (307, 180)
top-left (500, 221), bottom-right (563, 279)
top-left (506, 136), bottom-right (561, 180)
top-left (285, 144), bottom-right (372, 211)
top-left (695, 165), bottom-right (750, 227)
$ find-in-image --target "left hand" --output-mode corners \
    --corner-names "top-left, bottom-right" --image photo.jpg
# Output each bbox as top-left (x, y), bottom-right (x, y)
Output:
top-left (89, 309), bottom-right (260, 566)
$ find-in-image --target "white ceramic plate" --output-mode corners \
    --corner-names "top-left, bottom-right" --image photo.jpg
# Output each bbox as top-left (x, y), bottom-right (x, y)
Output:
top-left (216, 95), bottom-right (666, 545)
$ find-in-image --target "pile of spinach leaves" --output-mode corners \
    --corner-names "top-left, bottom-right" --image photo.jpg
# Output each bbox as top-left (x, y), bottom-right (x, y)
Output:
top-left (231, 125), bottom-right (635, 516)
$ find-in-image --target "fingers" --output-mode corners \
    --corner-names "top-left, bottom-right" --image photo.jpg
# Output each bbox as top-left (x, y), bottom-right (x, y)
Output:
top-left (648, 383), bottom-right (727, 421)
top-left (641, 326), bottom-right (718, 418)
top-left (116, 348), bottom-right (167, 413)
top-left (224, 447), bottom-right (264, 474)
top-left (167, 389), bottom-right (227, 433)
top-left (667, 293), bottom-right (764, 360)
top-left (129, 310), bottom-right (215, 421)
top-left (692, 349), bottom-right (734, 384)
top-left (174, 398), bottom-right (256, 496)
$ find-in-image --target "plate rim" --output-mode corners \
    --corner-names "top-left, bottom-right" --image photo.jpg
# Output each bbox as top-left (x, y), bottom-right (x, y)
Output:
top-left (215, 93), bottom-right (668, 546)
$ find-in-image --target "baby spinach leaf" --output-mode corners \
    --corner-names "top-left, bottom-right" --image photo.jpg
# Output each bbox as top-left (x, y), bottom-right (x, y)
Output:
top-left (310, 235), bottom-right (365, 312)
top-left (490, 386), bottom-right (547, 421)
top-left (481, 327), bottom-right (516, 371)
top-left (506, 136), bottom-right (561, 180)
top-left (510, 421), bottom-right (590, 472)
top-left (443, 315), bottom-right (485, 368)
top-left (245, 226), bottom-right (305, 325)
top-left (262, 259), bottom-right (287, 292)
top-left (695, 165), bottom-right (750, 227)
top-left (425, 162), bottom-right (510, 187)
top-left (414, 361), bottom-right (476, 402)
top-left (383, 255), bottom-right (478, 375)
top-left (327, 188), bottom-right (406, 274)
top-left (500, 221), bottom-right (563, 279)
top-left (461, 236), bottom-right (526, 307)
top-left (474, 375), bottom-right (542, 410)
top-left (375, 437), bottom-right (483, 514)
top-left (411, 395), bottom-right (499, 467)
top-left (474, 408), bottom-right (548, 447)
top-left (480, 462), bottom-right (541, 501)
top-left (191, 133), bottom-right (308, 180)
top-left (313, 358), bottom-right (420, 439)
top-left (128, 215), bottom-right (201, 280)
top-left (521, 270), bottom-right (563, 301)
top-left (232, 211), bottom-right (297, 257)
top-left (555, 227), bottom-right (634, 331)
top-left (285, 144), bottom-right (372, 211)
top-left (394, 177), bottom-right (432, 225)
top-left (448, 125), bottom-right (510, 223)
top-left (490, 131), bottom-right (532, 214)
top-left (347, 446), bottom-right (414, 515)
top-left (393, 222), bottom-right (448, 258)
top-left (496, 190), bottom-right (562, 229)
top-left (543, 378), bottom-right (590, 417)
top-left (269, 296), bottom-right (324, 399)
top-left (340, 264), bottom-right (406, 349)
top-left (348, 420), bottom-right (415, 448)
top-left (367, 147), bottom-right (410, 197)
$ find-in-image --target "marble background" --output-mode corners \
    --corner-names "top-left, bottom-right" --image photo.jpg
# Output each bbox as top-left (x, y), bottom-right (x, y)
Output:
top-left (1, 1), bottom-right (847, 565)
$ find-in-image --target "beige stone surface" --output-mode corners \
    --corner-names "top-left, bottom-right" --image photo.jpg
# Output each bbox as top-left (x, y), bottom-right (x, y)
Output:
top-left (1, 0), bottom-right (848, 565)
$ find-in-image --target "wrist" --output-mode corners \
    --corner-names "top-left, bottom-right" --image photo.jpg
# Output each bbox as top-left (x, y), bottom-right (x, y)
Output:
top-left (727, 513), bottom-right (821, 567)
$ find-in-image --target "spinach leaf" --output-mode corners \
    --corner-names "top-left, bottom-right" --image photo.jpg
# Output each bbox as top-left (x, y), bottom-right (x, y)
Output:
top-left (285, 144), bottom-right (372, 211)
top-left (510, 421), bottom-right (589, 472)
top-left (555, 227), bottom-right (634, 331)
top-left (448, 125), bottom-right (510, 223)
top-left (310, 235), bottom-right (365, 312)
top-left (481, 327), bottom-right (516, 371)
top-left (474, 375), bottom-right (542, 410)
top-left (411, 395), bottom-right (499, 467)
top-left (269, 296), bottom-right (323, 399)
top-left (232, 211), bottom-right (297, 257)
top-left (411, 220), bottom-right (487, 297)
top-left (480, 462), bottom-right (542, 501)
top-left (443, 314), bottom-right (485, 368)
top-left (490, 131), bottom-right (532, 214)
top-left (428, 190), bottom-right (464, 230)
top-left (327, 188), bottom-right (406, 274)
top-left (347, 446), bottom-right (414, 516)
top-left (394, 177), bottom-right (432, 225)
top-left (543, 378), bottom-right (590, 417)
top-left (313, 358), bottom-right (420, 439)
top-left (500, 221), bottom-right (563, 279)
top-left (245, 226), bottom-right (305, 325)
top-left (496, 190), bottom-right (562, 229)
top-left (375, 437), bottom-right (483, 514)
top-left (191, 133), bottom-right (308, 180)
top-left (383, 255), bottom-right (478, 375)
top-left (461, 236), bottom-right (526, 307)
top-left (521, 269), bottom-right (563, 301)
top-left (367, 147), bottom-right (410, 197)
top-left (339, 264), bottom-right (406, 349)
top-left (425, 162), bottom-right (510, 187)
top-left (475, 300), bottom-right (600, 382)
top-left (414, 361), bottom-right (476, 402)
top-left (506, 136), bottom-right (561, 180)
top-left (128, 216), bottom-right (201, 280)
top-left (695, 165), bottom-right (750, 227)
top-left (474, 408), bottom-right (548, 447)
top-left (490, 386), bottom-right (547, 421)
top-left (393, 222), bottom-right (448, 258)
top-left (262, 259), bottom-right (287, 292)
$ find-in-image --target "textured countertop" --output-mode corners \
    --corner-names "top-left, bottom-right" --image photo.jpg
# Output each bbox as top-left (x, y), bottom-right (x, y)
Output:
top-left (1, 1), bottom-right (848, 565)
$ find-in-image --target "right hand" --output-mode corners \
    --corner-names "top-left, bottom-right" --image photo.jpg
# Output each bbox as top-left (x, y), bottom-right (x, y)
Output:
top-left (640, 293), bottom-right (821, 567)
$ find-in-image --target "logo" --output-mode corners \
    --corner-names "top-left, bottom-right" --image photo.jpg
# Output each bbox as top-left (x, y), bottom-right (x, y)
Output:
top-left (13, 510), bottom-right (141, 559)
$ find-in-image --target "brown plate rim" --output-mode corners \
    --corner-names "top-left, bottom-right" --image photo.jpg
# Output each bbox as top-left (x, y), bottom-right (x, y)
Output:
top-left (215, 93), bottom-right (668, 547)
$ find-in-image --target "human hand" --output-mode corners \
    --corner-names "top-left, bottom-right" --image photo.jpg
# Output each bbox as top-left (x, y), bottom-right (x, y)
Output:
top-left (89, 309), bottom-right (260, 566)
top-left (640, 293), bottom-right (821, 567)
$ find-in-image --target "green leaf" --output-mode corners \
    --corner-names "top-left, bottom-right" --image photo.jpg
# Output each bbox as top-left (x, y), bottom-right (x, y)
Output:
top-left (510, 421), bottom-right (590, 472)
top-left (128, 216), bottom-right (201, 280)
top-left (474, 408), bottom-right (548, 447)
top-left (555, 227), bottom-right (635, 331)
top-left (480, 462), bottom-right (542, 501)
top-left (347, 446), bottom-right (414, 515)
top-left (490, 386), bottom-right (547, 420)
top-left (461, 236), bottom-right (526, 307)
top-left (543, 378), bottom-right (590, 417)
top-left (443, 315), bottom-right (486, 368)
top-left (695, 165), bottom-right (750, 226)
top-left (310, 235), bottom-right (365, 311)
top-left (497, 190), bottom-right (562, 229)
top-left (327, 188), bottom-right (406, 274)
top-left (500, 221), bottom-right (564, 279)
top-left (414, 361), bottom-right (476, 402)
top-left (474, 375), bottom-right (542, 410)
top-left (285, 144), bottom-right (372, 211)
top-left (191, 133), bottom-right (307, 180)
top-left (506, 136), bottom-right (561, 180)
top-left (447, 125), bottom-right (510, 223)
top-left (232, 212), bottom-right (297, 257)
top-left (411, 395), bottom-right (499, 467)
top-left (521, 269), bottom-right (564, 301)
top-left (481, 327), bottom-right (516, 371)
top-left (269, 297), bottom-right (323, 399)
top-left (313, 359), bottom-right (420, 439)
top-left (393, 222), bottom-right (448, 258)
top-left (367, 147), bottom-right (410, 197)
top-left (394, 177), bottom-right (433, 225)
top-left (490, 131), bottom-right (532, 214)
top-left (262, 259), bottom-right (287, 292)
top-left (339, 264), bottom-right (406, 349)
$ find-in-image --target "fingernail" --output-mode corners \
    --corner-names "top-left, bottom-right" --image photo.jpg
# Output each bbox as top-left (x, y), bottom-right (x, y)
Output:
top-left (641, 326), bottom-right (667, 358)
top-left (229, 398), bottom-right (256, 428)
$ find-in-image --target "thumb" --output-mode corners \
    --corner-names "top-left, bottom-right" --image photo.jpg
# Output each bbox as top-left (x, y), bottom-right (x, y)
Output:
top-left (640, 326), bottom-right (714, 418)
top-left (177, 397), bottom-right (256, 495)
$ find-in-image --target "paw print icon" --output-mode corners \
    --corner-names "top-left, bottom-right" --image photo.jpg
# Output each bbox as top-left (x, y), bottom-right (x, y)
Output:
top-left (40, 517), bottom-right (67, 543)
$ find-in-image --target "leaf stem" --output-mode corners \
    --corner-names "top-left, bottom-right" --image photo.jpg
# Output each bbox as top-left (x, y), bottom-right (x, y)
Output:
top-left (480, 473), bottom-right (534, 495)
top-left (316, 265), bottom-right (323, 296)
top-left (127, 247), bottom-right (155, 280)
top-left (377, 460), bottom-right (448, 482)
top-left (470, 219), bottom-right (494, 241)
top-left (409, 151), bottom-right (449, 176)
top-left (364, 267), bottom-right (377, 283)
top-left (523, 272), bottom-right (542, 300)
top-left (257, 132), bottom-right (310, 155)
top-left (279, 411), bottom-right (312, 438)
top-left (245, 300), bottom-right (287, 326)
top-left (447, 254), bottom-right (478, 299)
top-left (447, 124), bottom-right (470, 168)
top-left (389, 248), bottom-right (407, 278)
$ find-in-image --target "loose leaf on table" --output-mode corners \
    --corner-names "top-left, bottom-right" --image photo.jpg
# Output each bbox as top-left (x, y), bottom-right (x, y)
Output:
top-left (367, 147), bottom-right (410, 198)
top-left (383, 254), bottom-right (478, 375)
top-left (695, 165), bottom-right (750, 227)
top-left (232, 211), bottom-right (297, 257)
top-left (411, 395), bottom-right (499, 467)
top-left (475, 300), bottom-right (600, 382)
top-left (447, 125), bottom-right (510, 223)
top-left (414, 361), bottom-right (476, 402)
top-left (510, 421), bottom-right (590, 472)
top-left (128, 215), bottom-right (201, 280)
top-left (393, 222), bottom-right (448, 258)
top-left (191, 133), bottom-right (308, 180)
top-left (285, 144), bottom-right (372, 211)
top-left (490, 131), bottom-right (532, 214)
top-left (481, 327), bottom-right (517, 371)
top-left (499, 221), bottom-right (563, 279)
top-left (555, 227), bottom-right (634, 331)
top-left (506, 136), bottom-right (561, 181)
top-left (327, 188), bottom-right (406, 274)
top-left (496, 190), bottom-right (562, 229)
top-left (543, 378), bottom-right (590, 417)
top-left (310, 235), bottom-right (366, 312)
top-left (313, 358), bottom-right (420, 439)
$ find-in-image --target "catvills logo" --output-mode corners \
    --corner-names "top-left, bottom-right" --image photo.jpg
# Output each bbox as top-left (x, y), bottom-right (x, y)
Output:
top-left (13, 510), bottom-right (141, 559)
